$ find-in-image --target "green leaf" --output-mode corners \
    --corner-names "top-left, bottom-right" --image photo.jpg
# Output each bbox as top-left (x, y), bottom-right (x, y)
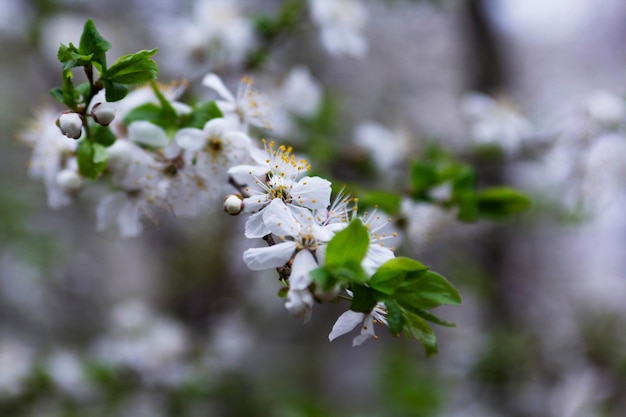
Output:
top-left (92, 142), bottom-right (109, 163)
top-left (150, 81), bottom-right (178, 124)
top-left (477, 187), bottom-right (531, 221)
top-left (75, 82), bottom-right (92, 102)
top-left (410, 162), bottom-right (438, 198)
top-left (59, 69), bottom-right (78, 109)
top-left (405, 311), bottom-right (438, 357)
top-left (310, 267), bottom-right (335, 291)
top-left (102, 79), bottom-right (129, 102)
top-left (49, 87), bottom-right (65, 104)
top-left (184, 101), bottom-right (224, 129)
top-left (123, 102), bottom-right (165, 125)
top-left (402, 305), bottom-right (456, 328)
top-left (104, 48), bottom-right (158, 85)
top-left (90, 124), bottom-right (116, 147)
top-left (79, 19), bottom-right (111, 70)
top-left (452, 167), bottom-right (479, 222)
top-left (358, 191), bottom-right (402, 215)
top-left (77, 140), bottom-right (108, 180)
top-left (369, 257), bottom-right (429, 295)
top-left (384, 299), bottom-right (405, 335)
top-left (350, 284), bottom-right (378, 313)
top-left (325, 218), bottom-right (370, 268)
top-left (57, 42), bottom-right (93, 70)
top-left (395, 270), bottom-right (462, 310)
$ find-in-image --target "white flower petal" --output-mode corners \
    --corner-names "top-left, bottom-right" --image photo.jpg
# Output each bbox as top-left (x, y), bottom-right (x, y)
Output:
top-left (128, 121), bottom-right (169, 147)
top-left (97, 192), bottom-right (126, 232)
top-left (242, 241), bottom-right (298, 271)
top-left (202, 73), bottom-right (236, 103)
top-left (290, 176), bottom-right (332, 211)
top-left (285, 288), bottom-right (314, 322)
top-left (328, 310), bottom-right (365, 341)
top-left (353, 315), bottom-right (376, 346)
top-left (290, 250), bottom-right (318, 290)
top-left (175, 128), bottom-right (206, 152)
top-left (362, 244), bottom-right (395, 275)
top-left (118, 201), bottom-right (143, 238)
top-left (244, 210), bottom-right (270, 238)
top-left (262, 199), bottom-right (300, 237)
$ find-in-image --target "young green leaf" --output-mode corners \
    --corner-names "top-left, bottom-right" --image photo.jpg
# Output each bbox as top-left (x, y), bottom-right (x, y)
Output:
top-left (77, 140), bottom-right (108, 180)
top-left (78, 19), bottom-right (111, 71)
top-left (103, 49), bottom-right (158, 85)
top-left (325, 218), bottom-right (369, 268)
top-left (394, 270), bottom-right (462, 310)
top-left (369, 257), bottom-right (429, 295)
top-left (123, 103), bottom-right (166, 126)
top-left (476, 187), bottom-right (531, 221)
top-left (90, 124), bottom-right (116, 147)
top-left (404, 311), bottom-right (438, 357)
top-left (402, 304), bottom-right (456, 328)
top-left (357, 191), bottom-right (402, 215)
top-left (184, 101), bottom-right (224, 129)
top-left (350, 284), bottom-right (379, 313)
top-left (102, 79), bottom-right (129, 102)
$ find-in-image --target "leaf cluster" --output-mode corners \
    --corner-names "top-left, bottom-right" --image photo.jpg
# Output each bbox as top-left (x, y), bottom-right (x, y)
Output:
top-left (311, 219), bottom-right (461, 356)
top-left (408, 144), bottom-right (531, 222)
top-left (49, 19), bottom-right (162, 180)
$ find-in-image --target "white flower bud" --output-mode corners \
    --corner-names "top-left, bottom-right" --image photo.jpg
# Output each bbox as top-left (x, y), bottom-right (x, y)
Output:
top-left (55, 169), bottom-right (83, 193)
top-left (223, 194), bottom-right (244, 215)
top-left (91, 102), bottom-right (116, 126)
top-left (285, 289), bottom-right (314, 322)
top-left (57, 112), bottom-right (83, 139)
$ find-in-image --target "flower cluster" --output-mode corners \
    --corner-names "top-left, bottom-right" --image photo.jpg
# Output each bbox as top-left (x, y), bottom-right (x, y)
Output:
top-left (20, 19), bottom-right (463, 355)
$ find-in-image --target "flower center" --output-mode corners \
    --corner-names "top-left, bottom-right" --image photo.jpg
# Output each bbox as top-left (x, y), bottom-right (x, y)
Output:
top-left (206, 137), bottom-right (223, 155)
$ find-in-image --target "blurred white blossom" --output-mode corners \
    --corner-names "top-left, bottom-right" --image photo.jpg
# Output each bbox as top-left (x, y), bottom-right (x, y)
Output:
top-left (309, 0), bottom-right (369, 57)
top-left (269, 66), bottom-right (323, 137)
top-left (461, 92), bottom-right (534, 154)
top-left (0, 338), bottom-right (35, 397)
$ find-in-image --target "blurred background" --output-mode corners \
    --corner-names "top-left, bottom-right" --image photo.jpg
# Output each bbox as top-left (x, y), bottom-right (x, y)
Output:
top-left (1, 0), bottom-right (626, 416)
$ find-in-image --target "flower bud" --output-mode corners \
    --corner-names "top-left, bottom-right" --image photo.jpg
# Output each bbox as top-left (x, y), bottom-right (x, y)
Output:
top-left (57, 112), bottom-right (83, 139)
top-left (223, 194), bottom-right (244, 215)
top-left (91, 102), bottom-right (116, 126)
top-left (285, 289), bottom-right (314, 322)
top-left (55, 169), bottom-right (83, 193)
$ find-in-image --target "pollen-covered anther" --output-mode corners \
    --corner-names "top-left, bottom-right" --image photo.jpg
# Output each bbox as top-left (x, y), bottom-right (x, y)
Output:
top-left (223, 194), bottom-right (244, 215)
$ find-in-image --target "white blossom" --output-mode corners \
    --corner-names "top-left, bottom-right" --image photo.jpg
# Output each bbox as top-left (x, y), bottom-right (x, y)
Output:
top-left (329, 298), bottom-right (388, 346)
top-left (176, 117), bottom-right (252, 194)
top-left (46, 350), bottom-right (93, 399)
top-left (360, 209), bottom-right (400, 275)
top-left (309, 0), bottom-right (368, 58)
top-left (353, 121), bottom-right (412, 173)
top-left (229, 141), bottom-right (331, 238)
top-left (0, 338), bottom-right (34, 397)
top-left (242, 199), bottom-right (333, 271)
top-left (461, 92), bottom-right (534, 155)
top-left (202, 73), bottom-right (270, 131)
top-left (91, 300), bottom-right (189, 386)
top-left (20, 109), bottom-right (78, 209)
top-left (585, 90), bottom-right (626, 128)
top-left (269, 66), bottom-right (323, 137)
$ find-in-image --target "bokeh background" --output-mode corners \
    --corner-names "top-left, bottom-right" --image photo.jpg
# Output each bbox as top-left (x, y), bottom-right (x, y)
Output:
top-left (2, 0), bottom-right (626, 416)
